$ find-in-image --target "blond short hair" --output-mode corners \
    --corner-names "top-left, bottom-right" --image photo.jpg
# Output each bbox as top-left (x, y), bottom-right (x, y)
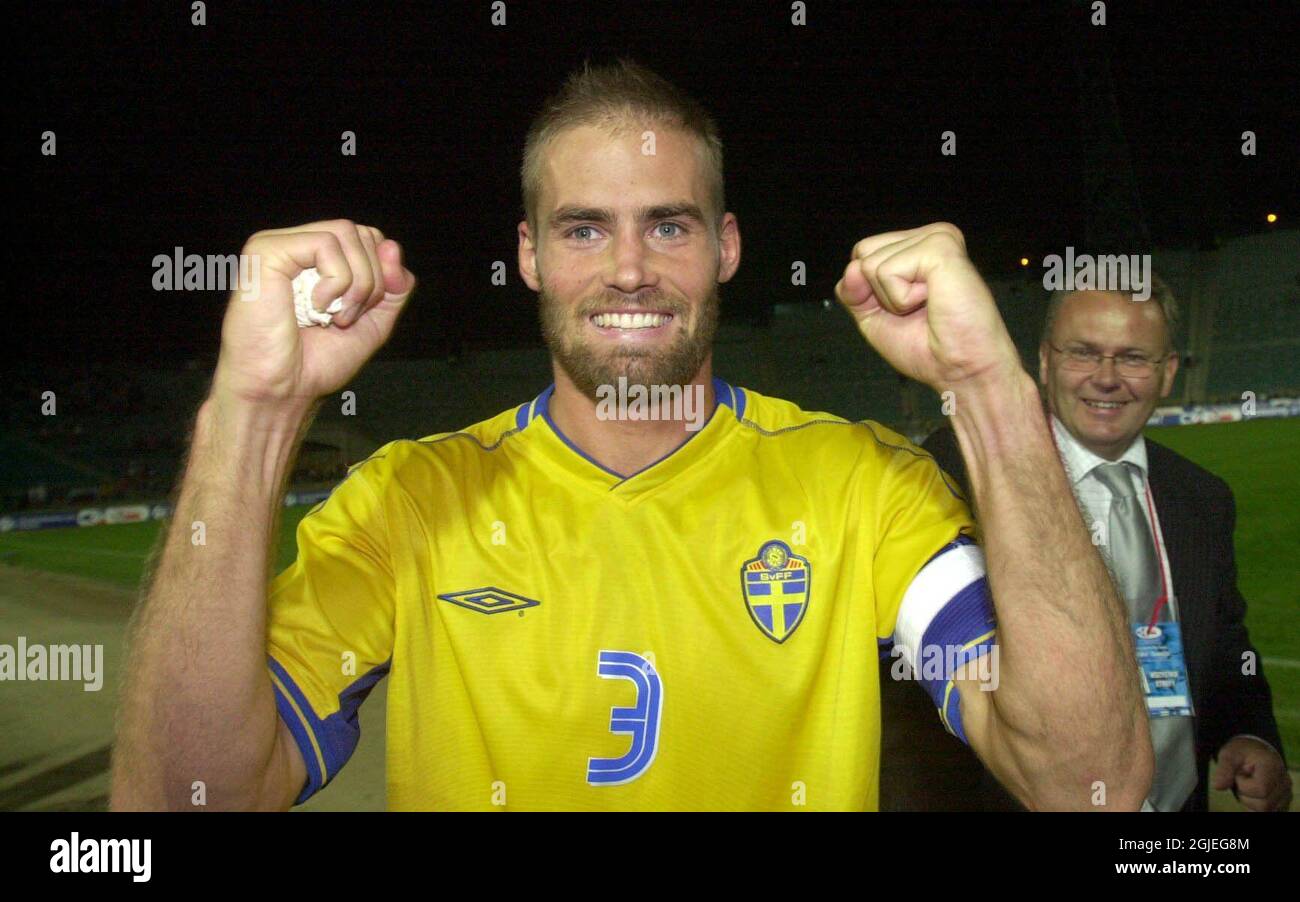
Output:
top-left (520, 58), bottom-right (726, 235)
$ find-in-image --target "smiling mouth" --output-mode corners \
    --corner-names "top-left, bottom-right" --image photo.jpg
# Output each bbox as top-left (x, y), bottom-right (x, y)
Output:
top-left (589, 312), bottom-right (674, 330)
top-left (1082, 399), bottom-right (1129, 410)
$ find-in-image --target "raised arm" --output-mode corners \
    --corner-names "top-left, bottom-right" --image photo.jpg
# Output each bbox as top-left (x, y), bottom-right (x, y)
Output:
top-left (835, 222), bottom-right (1152, 810)
top-left (111, 221), bottom-right (415, 810)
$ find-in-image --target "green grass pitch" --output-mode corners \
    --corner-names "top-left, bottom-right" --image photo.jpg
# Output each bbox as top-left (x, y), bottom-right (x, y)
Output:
top-left (2, 418), bottom-right (1297, 758)
top-left (1142, 418), bottom-right (1300, 759)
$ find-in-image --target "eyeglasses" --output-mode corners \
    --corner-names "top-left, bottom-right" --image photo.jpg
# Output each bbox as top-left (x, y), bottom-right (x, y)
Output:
top-left (1048, 343), bottom-right (1170, 379)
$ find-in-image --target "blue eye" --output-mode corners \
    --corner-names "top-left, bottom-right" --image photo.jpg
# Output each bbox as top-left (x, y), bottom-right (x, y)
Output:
top-left (566, 222), bottom-right (685, 241)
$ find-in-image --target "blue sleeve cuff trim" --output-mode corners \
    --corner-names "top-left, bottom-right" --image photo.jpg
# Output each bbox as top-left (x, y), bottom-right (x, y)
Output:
top-left (268, 655), bottom-right (392, 805)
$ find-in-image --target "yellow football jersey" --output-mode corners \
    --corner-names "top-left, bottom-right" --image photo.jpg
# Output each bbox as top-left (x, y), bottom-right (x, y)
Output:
top-left (267, 378), bottom-right (993, 810)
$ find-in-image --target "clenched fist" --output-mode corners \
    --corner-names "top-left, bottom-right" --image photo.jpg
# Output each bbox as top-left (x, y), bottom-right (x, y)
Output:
top-left (834, 222), bottom-right (1021, 391)
top-left (212, 219), bottom-right (416, 412)
top-left (1212, 736), bottom-right (1293, 812)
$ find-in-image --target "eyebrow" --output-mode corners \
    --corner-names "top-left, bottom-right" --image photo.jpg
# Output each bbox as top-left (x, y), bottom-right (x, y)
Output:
top-left (549, 202), bottom-right (707, 231)
top-left (1067, 341), bottom-right (1157, 355)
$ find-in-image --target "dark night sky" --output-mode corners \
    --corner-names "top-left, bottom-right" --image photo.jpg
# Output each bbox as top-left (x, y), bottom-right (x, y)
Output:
top-left (13, 0), bottom-right (1298, 371)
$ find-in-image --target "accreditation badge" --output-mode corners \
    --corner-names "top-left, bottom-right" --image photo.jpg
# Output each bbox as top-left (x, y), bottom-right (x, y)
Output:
top-left (1134, 621), bottom-right (1194, 718)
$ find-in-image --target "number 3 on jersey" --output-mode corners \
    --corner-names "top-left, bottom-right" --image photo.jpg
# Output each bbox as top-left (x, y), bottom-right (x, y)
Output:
top-left (586, 650), bottom-right (663, 785)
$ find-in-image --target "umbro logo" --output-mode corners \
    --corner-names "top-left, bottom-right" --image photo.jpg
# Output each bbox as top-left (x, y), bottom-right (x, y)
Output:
top-left (438, 587), bottom-right (540, 615)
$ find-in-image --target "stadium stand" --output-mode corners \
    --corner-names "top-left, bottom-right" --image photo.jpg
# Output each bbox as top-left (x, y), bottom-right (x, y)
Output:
top-left (4, 231), bottom-right (1295, 516)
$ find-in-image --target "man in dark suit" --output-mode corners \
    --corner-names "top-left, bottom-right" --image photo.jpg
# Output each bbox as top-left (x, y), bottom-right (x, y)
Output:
top-left (881, 280), bottom-right (1291, 812)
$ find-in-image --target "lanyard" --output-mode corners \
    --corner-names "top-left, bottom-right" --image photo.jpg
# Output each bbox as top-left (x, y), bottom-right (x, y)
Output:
top-left (1140, 479), bottom-right (1170, 629)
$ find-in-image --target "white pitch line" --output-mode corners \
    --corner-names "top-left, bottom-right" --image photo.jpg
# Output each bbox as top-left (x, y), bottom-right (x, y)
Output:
top-left (1263, 658), bottom-right (1300, 670)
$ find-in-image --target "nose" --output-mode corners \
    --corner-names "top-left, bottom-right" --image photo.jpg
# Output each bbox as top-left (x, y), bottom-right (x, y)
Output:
top-left (1089, 356), bottom-right (1123, 390)
top-left (605, 224), bottom-right (659, 295)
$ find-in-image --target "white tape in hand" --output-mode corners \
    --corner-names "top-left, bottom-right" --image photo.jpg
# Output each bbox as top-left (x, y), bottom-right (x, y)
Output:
top-left (292, 268), bottom-right (346, 327)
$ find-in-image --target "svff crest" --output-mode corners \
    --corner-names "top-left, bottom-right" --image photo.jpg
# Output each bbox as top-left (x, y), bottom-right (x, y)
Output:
top-left (740, 540), bottom-right (810, 643)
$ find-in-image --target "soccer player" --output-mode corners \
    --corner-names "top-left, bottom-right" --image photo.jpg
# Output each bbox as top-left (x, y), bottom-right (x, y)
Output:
top-left (112, 61), bottom-right (1152, 811)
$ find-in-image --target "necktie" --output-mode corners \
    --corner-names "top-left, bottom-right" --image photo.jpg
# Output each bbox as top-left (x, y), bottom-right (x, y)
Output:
top-left (1091, 461), bottom-right (1196, 811)
top-left (1091, 462), bottom-right (1160, 621)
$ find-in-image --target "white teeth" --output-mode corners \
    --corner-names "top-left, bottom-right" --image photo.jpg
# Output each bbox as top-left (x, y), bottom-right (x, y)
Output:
top-left (592, 312), bottom-right (670, 329)
top-left (1084, 400), bottom-right (1125, 409)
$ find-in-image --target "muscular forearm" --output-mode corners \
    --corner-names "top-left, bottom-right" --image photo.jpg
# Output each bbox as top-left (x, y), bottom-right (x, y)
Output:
top-left (950, 370), bottom-right (1152, 810)
top-left (111, 392), bottom-right (315, 810)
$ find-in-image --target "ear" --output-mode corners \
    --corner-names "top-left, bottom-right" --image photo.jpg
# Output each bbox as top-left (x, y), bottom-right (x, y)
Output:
top-left (518, 219), bottom-right (541, 292)
top-left (716, 212), bottom-right (741, 284)
top-left (1159, 352), bottom-right (1180, 399)
top-left (1037, 343), bottom-right (1049, 387)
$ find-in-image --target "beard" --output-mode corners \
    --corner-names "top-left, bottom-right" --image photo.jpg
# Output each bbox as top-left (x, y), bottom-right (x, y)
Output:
top-left (538, 281), bottom-right (720, 401)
